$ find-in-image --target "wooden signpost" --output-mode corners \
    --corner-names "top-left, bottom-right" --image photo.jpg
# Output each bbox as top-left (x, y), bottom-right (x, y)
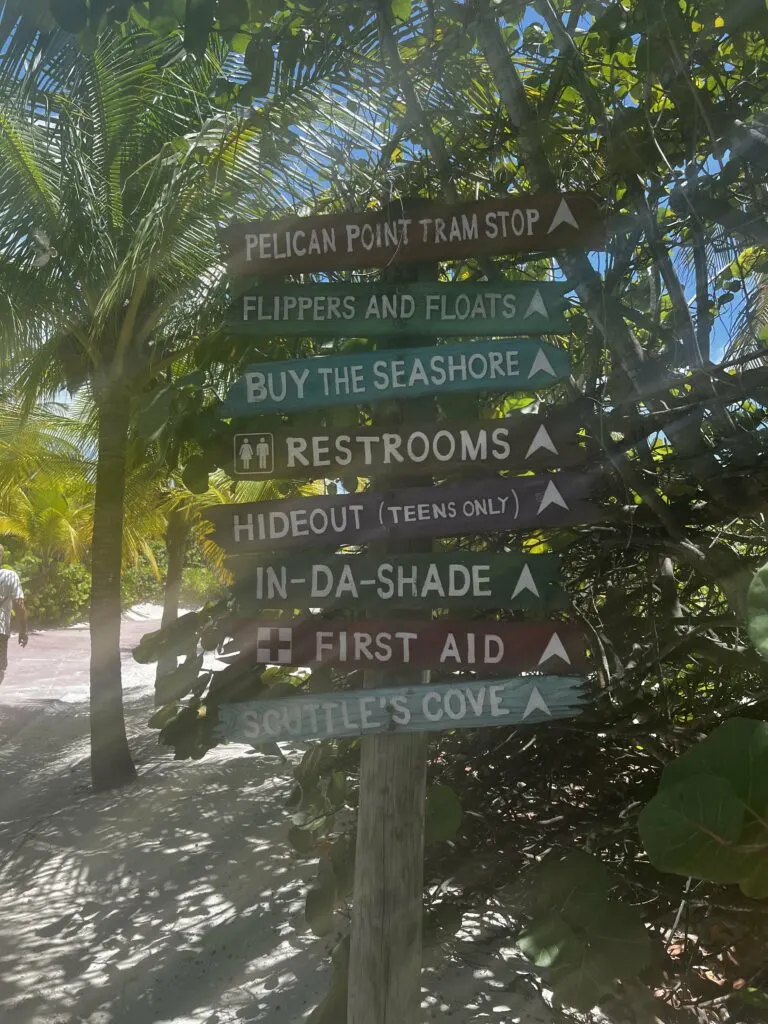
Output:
top-left (227, 282), bottom-right (570, 336)
top-left (219, 618), bottom-right (587, 673)
top-left (228, 552), bottom-right (567, 611)
top-left (223, 193), bottom-right (604, 275)
top-left (229, 408), bottom-right (588, 479)
top-left (216, 675), bottom-right (587, 745)
top-left (220, 338), bottom-right (570, 417)
top-left (203, 470), bottom-right (603, 553)
top-left (219, 193), bottom-right (605, 1024)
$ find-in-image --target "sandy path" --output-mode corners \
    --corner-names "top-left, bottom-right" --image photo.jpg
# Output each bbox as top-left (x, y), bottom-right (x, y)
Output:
top-left (0, 616), bottom-right (584, 1024)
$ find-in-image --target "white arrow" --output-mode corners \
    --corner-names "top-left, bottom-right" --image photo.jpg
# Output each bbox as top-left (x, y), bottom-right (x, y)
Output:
top-left (511, 563), bottom-right (540, 599)
top-left (538, 632), bottom-right (572, 666)
top-left (525, 424), bottom-right (559, 459)
top-left (537, 479), bottom-right (569, 514)
top-left (528, 348), bottom-right (557, 379)
top-left (522, 685), bottom-right (552, 719)
top-left (523, 288), bottom-right (549, 320)
top-left (547, 197), bottom-right (579, 233)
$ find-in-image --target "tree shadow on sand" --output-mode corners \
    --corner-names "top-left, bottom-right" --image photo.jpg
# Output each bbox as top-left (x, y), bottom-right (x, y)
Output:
top-left (0, 693), bottom-right (582, 1024)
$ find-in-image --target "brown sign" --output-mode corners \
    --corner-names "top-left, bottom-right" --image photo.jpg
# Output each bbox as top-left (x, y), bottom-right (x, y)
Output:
top-left (224, 193), bottom-right (605, 276)
top-left (229, 409), bottom-right (588, 480)
top-left (202, 471), bottom-right (605, 553)
top-left (221, 618), bottom-right (588, 673)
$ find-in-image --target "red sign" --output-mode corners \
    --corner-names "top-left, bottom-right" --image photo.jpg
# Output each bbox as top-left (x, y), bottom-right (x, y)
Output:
top-left (221, 619), bottom-right (588, 673)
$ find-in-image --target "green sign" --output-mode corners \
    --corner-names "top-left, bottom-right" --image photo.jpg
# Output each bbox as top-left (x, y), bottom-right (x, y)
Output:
top-left (229, 552), bottom-right (566, 611)
top-left (216, 676), bottom-right (588, 744)
top-left (220, 338), bottom-right (570, 416)
top-left (227, 282), bottom-right (569, 337)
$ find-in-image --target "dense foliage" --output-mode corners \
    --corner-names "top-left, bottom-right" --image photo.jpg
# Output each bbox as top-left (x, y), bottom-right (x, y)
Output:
top-left (4, 0), bottom-right (768, 1019)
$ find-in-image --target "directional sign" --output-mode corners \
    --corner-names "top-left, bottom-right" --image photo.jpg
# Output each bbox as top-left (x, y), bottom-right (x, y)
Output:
top-left (220, 339), bottom-right (570, 417)
top-left (228, 552), bottom-right (567, 612)
top-left (202, 471), bottom-right (603, 553)
top-left (227, 282), bottom-right (570, 337)
top-left (229, 408), bottom-right (588, 479)
top-left (224, 193), bottom-right (605, 276)
top-left (221, 619), bottom-right (587, 673)
top-left (216, 676), bottom-right (588, 744)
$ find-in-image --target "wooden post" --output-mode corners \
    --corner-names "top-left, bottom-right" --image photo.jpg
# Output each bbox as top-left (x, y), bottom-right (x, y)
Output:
top-left (347, 713), bottom-right (428, 1023)
top-left (347, 227), bottom-right (435, 1024)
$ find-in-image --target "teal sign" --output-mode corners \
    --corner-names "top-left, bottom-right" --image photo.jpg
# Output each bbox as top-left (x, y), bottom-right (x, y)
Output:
top-left (220, 338), bottom-right (570, 416)
top-left (216, 676), bottom-right (587, 744)
top-left (227, 282), bottom-right (569, 337)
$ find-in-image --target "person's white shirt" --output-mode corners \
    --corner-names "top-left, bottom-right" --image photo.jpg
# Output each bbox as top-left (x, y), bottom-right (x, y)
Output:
top-left (0, 568), bottom-right (24, 636)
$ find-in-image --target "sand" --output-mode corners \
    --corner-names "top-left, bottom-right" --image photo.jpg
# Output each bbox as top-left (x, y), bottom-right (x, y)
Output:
top-left (0, 614), bottom-right (602, 1024)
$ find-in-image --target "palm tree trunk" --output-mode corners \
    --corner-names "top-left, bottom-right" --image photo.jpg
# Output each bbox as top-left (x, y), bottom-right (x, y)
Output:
top-left (156, 506), bottom-right (188, 681)
top-left (89, 387), bottom-right (137, 792)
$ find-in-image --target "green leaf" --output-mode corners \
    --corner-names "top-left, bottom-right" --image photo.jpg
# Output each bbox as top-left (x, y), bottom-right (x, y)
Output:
top-left (391, 0), bottom-right (411, 23)
top-left (181, 455), bottom-right (209, 494)
top-left (183, 0), bottom-right (216, 57)
top-left (519, 849), bottom-right (611, 916)
top-left (133, 611), bottom-right (202, 663)
top-left (660, 717), bottom-right (768, 811)
top-left (244, 38), bottom-right (274, 96)
top-left (748, 562), bottom-right (768, 662)
top-left (218, 0), bottom-right (248, 30)
top-left (287, 825), bottom-right (316, 854)
top-left (518, 914), bottom-right (573, 969)
top-left (305, 883), bottom-right (335, 936)
top-left (425, 784), bottom-right (462, 844)
top-left (148, 701), bottom-right (180, 730)
top-left (135, 384), bottom-right (176, 440)
top-left (50, 0), bottom-right (88, 33)
top-left (740, 856), bottom-right (768, 899)
top-left (326, 770), bottom-right (347, 806)
top-left (638, 774), bottom-right (747, 882)
top-left (155, 654), bottom-right (205, 705)
top-left (516, 883), bottom-right (650, 1011)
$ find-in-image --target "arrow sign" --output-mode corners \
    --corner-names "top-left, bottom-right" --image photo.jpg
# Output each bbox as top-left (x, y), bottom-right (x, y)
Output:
top-left (228, 552), bottom-right (567, 612)
top-left (215, 676), bottom-right (588, 744)
top-left (522, 686), bottom-right (553, 719)
top-left (223, 193), bottom-right (605, 276)
top-left (220, 339), bottom-right (570, 417)
top-left (228, 408), bottom-right (588, 480)
top-left (227, 282), bottom-right (570, 337)
top-left (202, 471), bottom-right (604, 553)
top-left (219, 619), bottom-right (588, 673)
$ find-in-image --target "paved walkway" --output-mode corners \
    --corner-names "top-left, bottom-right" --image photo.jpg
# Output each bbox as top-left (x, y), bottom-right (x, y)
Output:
top-left (0, 616), bottom-right (581, 1024)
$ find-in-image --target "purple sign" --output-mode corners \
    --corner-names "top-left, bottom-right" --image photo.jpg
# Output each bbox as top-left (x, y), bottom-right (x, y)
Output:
top-left (202, 472), bottom-right (604, 553)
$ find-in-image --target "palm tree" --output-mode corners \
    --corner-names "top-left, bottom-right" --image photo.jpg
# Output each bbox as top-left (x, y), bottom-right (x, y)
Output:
top-left (0, 19), bottom-right (387, 789)
top-left (0, 30), bottom-right (287, 789)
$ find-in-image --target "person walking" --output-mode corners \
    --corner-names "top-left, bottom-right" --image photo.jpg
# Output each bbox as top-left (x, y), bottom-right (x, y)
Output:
top-left (0, 546), bottom-right (28, 684)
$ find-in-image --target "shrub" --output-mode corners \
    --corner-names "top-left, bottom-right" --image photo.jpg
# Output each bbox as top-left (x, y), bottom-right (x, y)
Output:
top-left (180, 565), bottom-right (223, 607)
top-left (15, 555), bottom-right (91, 626)
top-left (121, 560), bottom-right (165, 608)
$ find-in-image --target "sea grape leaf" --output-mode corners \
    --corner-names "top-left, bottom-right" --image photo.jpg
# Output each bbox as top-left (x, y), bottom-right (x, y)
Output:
top-left (287, 825), bottom-right (315, 854)
top-left (305, 883), bottom-right (335, 936)
top-left (50, 0), bottom-right (87, 33)
top-left (660, 717), bottom-right (768, 811)
top-left (638, 774), bottom-right (746, 882)
top-left (516, 872), bottom-right (650, 1011)
top-left (133, 611), bottom-right (202, 663)
top-left (520, 848), bottom-right (611, 916)
top-left (748, 561), bottom-right (768, 661)
top-left (183, 0), bottom-right (216, 56)
top-left (155, 654), bottom-right (205, 706)
top-left (245, 37), bottom-right (274, 95)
